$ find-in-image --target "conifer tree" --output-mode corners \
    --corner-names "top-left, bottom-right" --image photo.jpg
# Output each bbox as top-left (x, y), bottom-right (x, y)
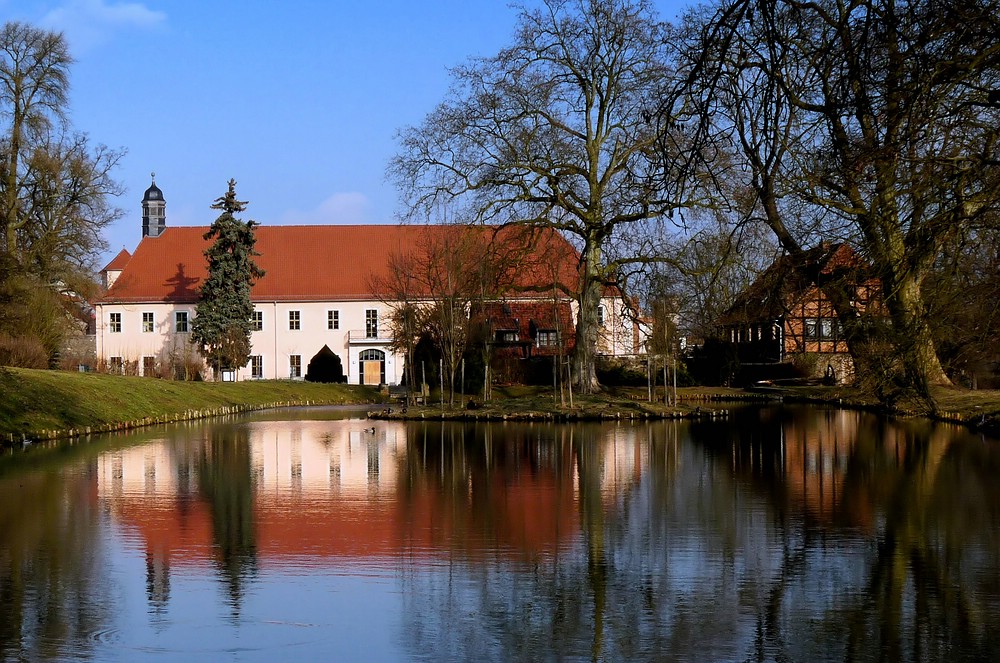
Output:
top-left (192, 180), bottom-right (264, 378)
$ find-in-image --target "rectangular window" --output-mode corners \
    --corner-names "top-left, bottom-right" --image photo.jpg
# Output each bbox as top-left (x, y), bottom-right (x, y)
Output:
top-left (109, 312), bottom-right (122, 333)
top-left (597, 305), bottom-right (605, 326)
top-left (110, 356), bottom-right (123, 374)
top-left (175, 311), bottom-right (189, 333)
top-left (289, 354), bottom-right (302, 378)
top-left (252, 310), bottom-right (263, 332)
top-left (289, 310), bottom-right (301, 331)
top-left (250, 355), bottom-right (263, 379)
top-left (803, 318), bottom-right (819, 341)
top-left (142, 356), bottom-right (156, 377)
top-left (820, 318), bottom-right (834, 340)
top-left (142, 312), bottom-right (154, 333)
top-left (536, 330), bottom-right (558, 347)
top-left (805, 317), bottom-right (841, 342)
top-left (497, 330), bottom-right (518, 343)
top-left (365, 309), bottom-right (378, 338)
top-left (328, 309), bottom-right (339, 330)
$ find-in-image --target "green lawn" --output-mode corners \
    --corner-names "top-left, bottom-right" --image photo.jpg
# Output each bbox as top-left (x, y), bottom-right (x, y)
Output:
top-left (0, 368), bottom-right (383, 441)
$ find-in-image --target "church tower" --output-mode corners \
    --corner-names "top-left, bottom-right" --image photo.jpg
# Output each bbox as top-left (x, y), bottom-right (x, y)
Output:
top-left (142, 173), bottom-right (166, 238)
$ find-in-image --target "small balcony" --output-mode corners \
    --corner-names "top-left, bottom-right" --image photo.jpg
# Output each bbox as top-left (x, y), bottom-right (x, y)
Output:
top-left (347, 329), bottom-right (392, 345)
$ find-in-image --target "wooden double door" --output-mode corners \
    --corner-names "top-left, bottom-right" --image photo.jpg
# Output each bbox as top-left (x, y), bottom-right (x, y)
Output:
top-left (359, 349), bottom-right (385, 385)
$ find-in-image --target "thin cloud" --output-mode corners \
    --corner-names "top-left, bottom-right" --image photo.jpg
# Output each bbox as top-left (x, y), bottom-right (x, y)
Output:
top-left (40, 0), bottom-right (166, 52)
top-left (278, 192), bottom-right (373, 226)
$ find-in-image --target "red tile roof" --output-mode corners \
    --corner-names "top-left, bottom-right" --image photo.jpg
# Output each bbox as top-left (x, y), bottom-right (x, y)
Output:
top-left (99, 224), bottom-right (580, 304)
top-left (102, 248), bottom-right (132, 272)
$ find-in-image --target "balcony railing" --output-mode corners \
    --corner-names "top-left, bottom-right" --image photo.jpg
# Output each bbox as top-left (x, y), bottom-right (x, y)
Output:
top-left (347, 329), bottom-right (392, 344)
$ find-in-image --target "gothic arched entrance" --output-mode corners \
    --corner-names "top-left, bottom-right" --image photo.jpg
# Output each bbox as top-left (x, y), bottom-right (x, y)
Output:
top-left (359, 349), bottom-right (386, 386)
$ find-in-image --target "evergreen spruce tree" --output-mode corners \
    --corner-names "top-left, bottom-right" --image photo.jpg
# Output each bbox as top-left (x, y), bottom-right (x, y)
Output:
top-left (192, 180), bottom-right (264, 378)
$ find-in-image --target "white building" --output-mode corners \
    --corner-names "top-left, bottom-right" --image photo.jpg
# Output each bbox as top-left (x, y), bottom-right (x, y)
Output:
top-left (95, 180), bottom-right (646, 382)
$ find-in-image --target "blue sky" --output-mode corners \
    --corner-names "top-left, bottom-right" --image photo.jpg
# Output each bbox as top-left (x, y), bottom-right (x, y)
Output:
top-left (5, 0), bottom-right (691, 265)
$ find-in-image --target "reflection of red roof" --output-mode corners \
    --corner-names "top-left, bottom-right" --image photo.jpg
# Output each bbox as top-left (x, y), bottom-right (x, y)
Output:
top-left (99, 225), bottom-right (580, 304)
top-left (255, 499), bottom-right (401, 561)
top-left (116, 500), bottom-right (215, 568)
top-left (112, 473), bottom-right (578, 568)
top-left (102, 248), bottom-right (132, 272)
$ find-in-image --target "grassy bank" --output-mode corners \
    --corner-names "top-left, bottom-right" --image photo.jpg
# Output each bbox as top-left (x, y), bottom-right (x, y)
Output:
top-left (373, 385), bottom-right (762, 423)
top-left (377, 384), bottom-right (1000, 434)
top-left (1, 367), bottom-right (384, 443)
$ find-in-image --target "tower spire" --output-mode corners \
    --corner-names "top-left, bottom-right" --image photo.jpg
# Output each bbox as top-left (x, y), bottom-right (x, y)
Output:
top-left (142, 173), bottom-right (166, 238)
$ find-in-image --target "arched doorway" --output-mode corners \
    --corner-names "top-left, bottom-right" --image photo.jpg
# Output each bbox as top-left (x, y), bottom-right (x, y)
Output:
top-left (359, 349), bottom-right (385, 386)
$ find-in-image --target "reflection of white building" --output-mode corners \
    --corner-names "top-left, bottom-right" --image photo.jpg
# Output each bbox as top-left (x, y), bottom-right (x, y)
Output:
top-left (95, 420), bottom-right (672, 511)
top-left (95, 179), bottom-right (646, 382)
top-left (96, 420), bottom-right (406, 503)
top-left (248, 421), bottom-right (403, 494)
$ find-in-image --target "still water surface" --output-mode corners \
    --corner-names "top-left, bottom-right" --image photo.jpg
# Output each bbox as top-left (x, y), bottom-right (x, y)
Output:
top-left (1, 405), bottom-right (999, 662)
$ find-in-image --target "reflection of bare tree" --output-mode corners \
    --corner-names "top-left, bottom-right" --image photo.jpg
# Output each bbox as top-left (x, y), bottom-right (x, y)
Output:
top-left (399, 420), bottom-right (743, 660)
top-left (839, 423), bottom-right (988, 661)
top-left (698, 407), bottom-right (1000, 661)
top-left (395, 410), bottom-right (1000, 661)
top-left (0, 461), bottom-right (110, 660)
top-left (575, 425), bottom-right (607, 661)
top-left (197, 425), bottom-right (258, 619)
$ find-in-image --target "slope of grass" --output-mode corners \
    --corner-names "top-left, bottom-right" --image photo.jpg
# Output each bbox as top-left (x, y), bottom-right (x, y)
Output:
top-left (0, 368), bottom-right (384, 440)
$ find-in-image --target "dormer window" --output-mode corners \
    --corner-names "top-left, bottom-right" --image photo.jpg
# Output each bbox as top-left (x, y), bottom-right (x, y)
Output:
top-left (536, 330), bottom-right (559, 347)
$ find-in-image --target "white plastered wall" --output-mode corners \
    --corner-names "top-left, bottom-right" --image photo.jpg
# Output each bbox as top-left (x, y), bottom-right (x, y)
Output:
top-left (95, 299), bottom-right (401, 384)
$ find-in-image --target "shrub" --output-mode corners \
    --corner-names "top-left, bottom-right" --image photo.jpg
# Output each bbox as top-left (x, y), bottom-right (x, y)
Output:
top-left (596, 359), bottom-right (647, 387)
top-left (0, 333), bottom-right (48, 369)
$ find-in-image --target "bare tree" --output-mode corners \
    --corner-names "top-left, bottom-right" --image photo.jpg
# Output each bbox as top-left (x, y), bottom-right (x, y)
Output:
top-left (924, 226), bottom-right (1000, 387)
top-left (646, 215), bottom-right (777, 342)
top-left (391, 0), bottom-right (693, 393)
top-left (0, 22), bottom-right (124, 363)
top-left (678, 0), bottom-right (1000, 398)
top-left (19, 133), bottom-right (124, 286)
top-left (380, 253), bottom-right (424, 404)
top-left (372, 226), bottom-right (541, 406)
top-left (0, 21), bottom-right (72, 256)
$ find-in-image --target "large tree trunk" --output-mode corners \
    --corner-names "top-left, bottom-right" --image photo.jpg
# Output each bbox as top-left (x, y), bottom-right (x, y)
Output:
top-left (884, 271), bottom-right (951, 389)
top-left (574, 242), bottom-right (602, 394)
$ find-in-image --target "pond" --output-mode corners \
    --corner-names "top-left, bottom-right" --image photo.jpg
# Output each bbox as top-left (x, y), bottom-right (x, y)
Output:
top-left (1, 405), bottom-right (999, 661)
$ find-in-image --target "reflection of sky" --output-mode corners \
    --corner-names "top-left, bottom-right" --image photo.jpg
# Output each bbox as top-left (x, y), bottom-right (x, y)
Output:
top-left (107, 530), bottom-right (408, 660)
